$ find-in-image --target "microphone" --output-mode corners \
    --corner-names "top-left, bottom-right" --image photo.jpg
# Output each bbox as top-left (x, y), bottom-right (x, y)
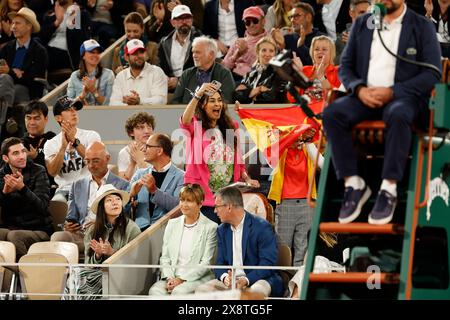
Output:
top-left (372, 3), bottom-right (387, 31)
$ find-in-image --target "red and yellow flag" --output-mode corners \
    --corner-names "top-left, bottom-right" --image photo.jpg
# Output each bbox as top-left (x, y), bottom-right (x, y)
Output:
top-left (237, 103), bottom-right (322, 167)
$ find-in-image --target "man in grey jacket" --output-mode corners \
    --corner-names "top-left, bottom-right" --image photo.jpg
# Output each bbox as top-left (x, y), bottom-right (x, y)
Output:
top-left (170, 36), bottom-right (235, 104)
top-left (50, 141), bottom-right (129, 252)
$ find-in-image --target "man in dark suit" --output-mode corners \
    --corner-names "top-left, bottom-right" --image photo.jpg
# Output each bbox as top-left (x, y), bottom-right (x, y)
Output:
top-left (196, 186), bottom-right (284, 297)
top-left (50, 141), bottom-right (129, 253)
top-left (0, 7), bottom-right (48, 104)
top-left (323, 0), bottom-right (441, 225)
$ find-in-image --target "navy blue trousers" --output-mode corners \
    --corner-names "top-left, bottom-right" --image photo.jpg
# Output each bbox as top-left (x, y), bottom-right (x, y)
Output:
top-left (323, 96), bottom-right (423, 181)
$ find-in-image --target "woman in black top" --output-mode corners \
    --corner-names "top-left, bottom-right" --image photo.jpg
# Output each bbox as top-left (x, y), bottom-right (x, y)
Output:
top-left (234, 37), bottom-right (287, 104)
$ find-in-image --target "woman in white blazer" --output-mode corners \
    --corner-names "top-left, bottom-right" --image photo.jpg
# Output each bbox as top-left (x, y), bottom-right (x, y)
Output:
top-left (149, 183), bottom-right (218, 295)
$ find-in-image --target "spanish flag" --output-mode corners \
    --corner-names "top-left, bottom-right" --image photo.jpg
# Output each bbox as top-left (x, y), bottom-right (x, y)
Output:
top-left (237, 102), bottom-right (323, 203)
top-left (237, 104), bottom-right (321, 167)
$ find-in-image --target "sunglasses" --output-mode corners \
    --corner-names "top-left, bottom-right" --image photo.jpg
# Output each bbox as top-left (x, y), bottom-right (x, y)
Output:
top-left (244, 18), bottom-right (260, 26)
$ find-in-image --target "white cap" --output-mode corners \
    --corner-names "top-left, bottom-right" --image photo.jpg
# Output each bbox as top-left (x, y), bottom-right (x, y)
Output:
top-left (80, 39), bottom-right (103, 56)
top-left (171, 5), bottom-right (193, 19)
top-left (125, 39), bottom-right (146, 55)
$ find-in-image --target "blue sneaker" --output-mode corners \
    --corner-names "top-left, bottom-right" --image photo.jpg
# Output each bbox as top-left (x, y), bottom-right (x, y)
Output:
top-left (368, 190), bottom-right (397, 225)
top-left (338, 185), bottom-right (372, 224)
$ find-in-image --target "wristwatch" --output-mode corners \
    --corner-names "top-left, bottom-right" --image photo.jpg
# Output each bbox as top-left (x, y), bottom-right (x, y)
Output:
top-left (72, 138), bottom-right (80, 148)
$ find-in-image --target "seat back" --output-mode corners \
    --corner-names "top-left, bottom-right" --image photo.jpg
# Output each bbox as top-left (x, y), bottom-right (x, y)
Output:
top-left (277, 244), bottom-right (293, 289)
top-left (277, 244), bottom-right (292, 267)
top-left (28, 241), bottom-right (78, 264)
top-left (18, 253), bottom-right (68, 300)
top-left (0, 241), bottom-right (15, 264)
top-left (48, 201), bottom-right (68, 231)
top-left (242, 193), bottom-right (274, 224)
top-left (0, 241), bottom-right (16, 294)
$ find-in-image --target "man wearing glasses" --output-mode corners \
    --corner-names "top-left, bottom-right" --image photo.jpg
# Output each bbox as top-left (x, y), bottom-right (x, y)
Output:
top-left (129, 133), bottom-right (184, 231)
top-left (272, 2), bottom-right (325, 66)
top-left (222, 6), bottom-right (268, 83)
top-left (196, 186), bottom-right (284, 297)
top-left (50, 141), bottom-right (129, 254)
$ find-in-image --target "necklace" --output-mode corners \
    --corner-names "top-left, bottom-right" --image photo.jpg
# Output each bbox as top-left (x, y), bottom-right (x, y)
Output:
top-left (184, 221), bottom-right (198, 229)
top-left (184, 214), bottom-right (200, 229)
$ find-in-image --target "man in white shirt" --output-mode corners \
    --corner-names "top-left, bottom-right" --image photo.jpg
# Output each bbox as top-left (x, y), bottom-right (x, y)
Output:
top-left (195, 186), bottom-right (284, 297)
top-left (109, 39), bottom-right (168, 106)
top-left (44, 96), bottom-right (101, 201)
top-left (50, 141), bottom-right (129, 253)
top-left (323, 0), bottom-right (442, 225)
top-left (118, 111), bottom-right (155, 181)
top-left (314, 0), bottom-right (351, 41)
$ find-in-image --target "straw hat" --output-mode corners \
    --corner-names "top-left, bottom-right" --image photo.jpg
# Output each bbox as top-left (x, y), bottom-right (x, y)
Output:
top-left (90, 184), bottom-right (130, 215)
top-left (8, 7), bottom-right (41, 33)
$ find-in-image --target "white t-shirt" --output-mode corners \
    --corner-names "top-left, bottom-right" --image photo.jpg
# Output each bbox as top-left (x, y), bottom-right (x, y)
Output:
top-left (43, 128), bottom-right (101, 191)
top-left (176, 222), bottom-right (198, 278)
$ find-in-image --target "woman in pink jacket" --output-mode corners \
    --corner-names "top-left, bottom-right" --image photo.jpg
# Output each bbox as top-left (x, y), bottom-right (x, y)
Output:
top-left (180, 82), bottom-right (259, 223)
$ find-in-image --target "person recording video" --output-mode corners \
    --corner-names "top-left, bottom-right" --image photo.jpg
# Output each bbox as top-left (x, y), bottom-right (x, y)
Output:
top-left (323, 0), bottom-right (442, 225)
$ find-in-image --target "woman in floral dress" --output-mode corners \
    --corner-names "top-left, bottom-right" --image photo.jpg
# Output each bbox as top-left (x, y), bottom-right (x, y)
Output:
top-left (180, 82), bottom-right (259, 223)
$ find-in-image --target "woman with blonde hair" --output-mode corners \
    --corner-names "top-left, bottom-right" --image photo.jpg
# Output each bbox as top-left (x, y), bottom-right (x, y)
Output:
top-left (234, 37), bottom-right (287, 103)
top-left (149, 183), bottom-right (218, 295)
top-left (289, 35), bottom-right (341, 105)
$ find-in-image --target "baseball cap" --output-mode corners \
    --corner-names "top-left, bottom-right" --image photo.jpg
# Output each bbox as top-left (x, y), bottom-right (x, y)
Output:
top-left (80, 39), bottom-right (104, 56)
top-left (125, 39), bottom-right (146, 55)
top-left (171, 5), bottom-right (193, 19)
top-left (242, 6), bottom-right (265, 20)
top-left (53, 96), bottom-right (83, 116)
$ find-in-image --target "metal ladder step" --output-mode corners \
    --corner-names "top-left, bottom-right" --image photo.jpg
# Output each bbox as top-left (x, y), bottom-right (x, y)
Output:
top-left (319, 222), bottom-right (404, 235)
top-left (308, 272), bottom-right (400, 284)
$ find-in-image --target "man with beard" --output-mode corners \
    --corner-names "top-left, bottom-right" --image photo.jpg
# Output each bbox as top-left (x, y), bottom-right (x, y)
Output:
top-left (158, 5), bottom-right (202, 92)
top-left (109, 39), bottom-right (168, 106)
top-left (0, 137), bottom-right (53, 259)
top-left (323, 0), bottom-right (441, 225)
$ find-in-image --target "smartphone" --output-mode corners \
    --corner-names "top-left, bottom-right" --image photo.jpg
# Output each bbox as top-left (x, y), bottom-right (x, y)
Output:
top-left (211, 80), bottom-right (222, 90)
top-left (205, 80), bottom-right (222, 96)
top-left (66, 218), bottom-right (79, 224)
